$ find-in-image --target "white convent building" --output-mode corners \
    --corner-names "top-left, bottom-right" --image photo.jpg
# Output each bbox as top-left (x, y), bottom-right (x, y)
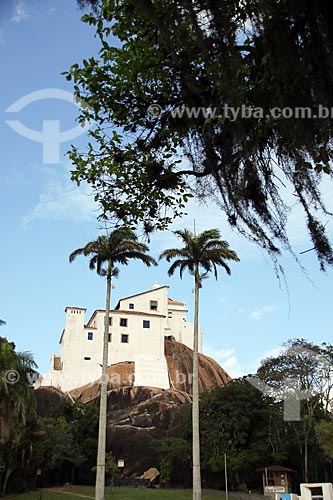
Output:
top-left (41, 284), bottom-right (202, 392)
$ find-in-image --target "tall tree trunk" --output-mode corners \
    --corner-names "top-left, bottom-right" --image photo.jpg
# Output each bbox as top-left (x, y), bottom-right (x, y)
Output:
top-left (95, 260), bottom-right (112, 500)
top-left (304, 429), bottom-right (309, 482)
top-left (192, 270), bottom-right (201, 500)
top-left (2, 464), bottom-right (12, 496)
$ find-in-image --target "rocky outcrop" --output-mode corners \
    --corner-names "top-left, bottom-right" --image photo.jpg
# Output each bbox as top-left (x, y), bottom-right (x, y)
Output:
top-left (105, 386), bottom-right (188, 475)
top-left (34, 340), bottom-right (231, 475)
top-left (70, 361), bottom-right (135, 403)
top-left (34, 385), bottom-right (67, 417)
top-left (165, 338), bottom-right (231, 393)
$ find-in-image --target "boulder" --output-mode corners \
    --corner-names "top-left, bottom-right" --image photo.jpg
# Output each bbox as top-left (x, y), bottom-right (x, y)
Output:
top-left (104, 386), bottom-right (188, 475)
top-left (165, 338), bottom-right (231, 393)
top-left (138, 467), bottom-right (160, 482)
top-left (34, 385), bottom-right (67, 417)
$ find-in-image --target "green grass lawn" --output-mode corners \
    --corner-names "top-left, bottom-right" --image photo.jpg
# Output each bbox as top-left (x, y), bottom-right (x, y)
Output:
top-left (4, 485), bottom-right (226, 500)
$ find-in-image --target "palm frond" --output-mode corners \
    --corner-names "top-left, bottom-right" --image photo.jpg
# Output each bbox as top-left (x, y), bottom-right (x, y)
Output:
top-left (69, 228), bottom-right (155, 281)
top-left (89, 255), bottom-right (99, 271)
top-left (160, 227), bottom-right (239, 286)
top-left (159, 248), bottom-right (187, 261)
top-left (69, 247), bottom-right (86, 263)
top-left (167, 259), bottom-right (185, 277)
top-left (16, 351), bottom-right (38, 370)
top-left (179, 260), bottom-right (192, 279)
top-left (97, 267), bottom-right (107, 277)
top-left (112, 267), bottom-right (120, 278)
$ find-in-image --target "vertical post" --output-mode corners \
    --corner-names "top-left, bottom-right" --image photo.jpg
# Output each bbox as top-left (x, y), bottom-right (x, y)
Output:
top-left (95, 262), bottom-right (112, 500)
top-left (264, 467), bottom-right (268, 496)
top-left (192, 273), bottom-right (201, 500)
top-left (224, 452), bottom-right (228, 500)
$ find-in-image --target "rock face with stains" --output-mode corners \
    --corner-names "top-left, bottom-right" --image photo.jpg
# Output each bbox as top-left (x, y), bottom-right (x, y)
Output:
top-left (35, 339), bottom-right (231, 475)
top-left (165, 338), bottom-right (230, 393)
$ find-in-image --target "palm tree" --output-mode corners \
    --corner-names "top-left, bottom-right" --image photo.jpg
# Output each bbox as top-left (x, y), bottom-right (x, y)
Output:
top-left (0, 337), bottom-right (37, 494)
top-left (0, 338), bottom-right (37, 443)
top-left (159, 228), bottom-right (239, 500)
top-left (69, 227), bottom-right (157, 500)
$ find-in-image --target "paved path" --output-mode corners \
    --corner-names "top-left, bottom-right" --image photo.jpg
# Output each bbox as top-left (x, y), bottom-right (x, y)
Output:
top-left (42, 488), bottom-right (94, 499)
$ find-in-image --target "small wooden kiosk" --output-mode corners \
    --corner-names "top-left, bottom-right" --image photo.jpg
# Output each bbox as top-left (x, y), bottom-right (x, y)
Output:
top-left (257, 465), bottom-right (295, 497)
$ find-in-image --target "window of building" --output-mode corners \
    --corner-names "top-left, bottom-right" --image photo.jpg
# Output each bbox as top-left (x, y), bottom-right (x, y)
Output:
top-left (108, 317), bottom-right (112, 326)
top-left (108, 334), bottom-right (111, 342)
top-left (129, 303), bottom-right (134, 310)
top-left (120, 318), bottom-right (128, 327)
top-left (87, 332), bottom-right (93, 340)
top-left (143, 320), bottom-right (150, 328)
top-left (121, 334), bottom-right (129, 343)
top-left (84, 356), bottom-right (91, 360)
top-left (150, 300), bottom-right (158, 310)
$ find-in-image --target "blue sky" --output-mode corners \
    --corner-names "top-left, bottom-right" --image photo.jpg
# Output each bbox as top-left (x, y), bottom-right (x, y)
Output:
top-left (1, 0), bottom-right (332, 379)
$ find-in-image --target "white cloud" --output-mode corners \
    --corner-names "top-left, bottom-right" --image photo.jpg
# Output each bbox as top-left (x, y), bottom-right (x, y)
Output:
top-left (249, 304), bottom-right (279, 320)
top-left (204, 346), bottom-right (245, 378)
top-left (205, 347), bottom-right (235, 360)
top-left (11, 1), bottom-right (29, 23)
top-left (204, 344), bottom-right (286, 379)
top-left (248, 346), bottom-right (283, 374)
top-left (258, 347), bottom-right (282, 362)
top-left (21, 166), bottom-right (98, 228)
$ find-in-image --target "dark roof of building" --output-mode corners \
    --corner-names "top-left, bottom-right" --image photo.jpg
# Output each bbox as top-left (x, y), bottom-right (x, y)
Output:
top-left (256, 466), bottom-right (296, 473)
top-left (115, 286), bottom-right (169, 309)
top-left (85, 308), bottom-right (165, 326)
top-left (168, 298), bottom-right (185, 306)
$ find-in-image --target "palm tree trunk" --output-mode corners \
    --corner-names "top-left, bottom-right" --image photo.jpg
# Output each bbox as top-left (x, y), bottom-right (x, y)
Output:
top-left (95, 260), bottom-right (112, 500)
top-left (304, 429), bottom-right (309, 482)
top-left (192, 272), bottom-right (201, 500)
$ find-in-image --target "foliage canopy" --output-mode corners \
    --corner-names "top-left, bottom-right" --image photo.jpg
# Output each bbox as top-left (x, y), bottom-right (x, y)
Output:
top-left (70, 0), bottom-right (333, 269)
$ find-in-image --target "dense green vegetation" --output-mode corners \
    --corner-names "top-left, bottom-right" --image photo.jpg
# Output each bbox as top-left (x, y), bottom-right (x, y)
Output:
top-left (2, 337), bottom-right (333, 495)
top-left (154, 340), bottom-right (333, 491)
top-left (0, 340), bottom-right (99, 495)
top-left (2, 333), bottom-right (333, 495)
top-left (0, 337), bottom-right (37, 495)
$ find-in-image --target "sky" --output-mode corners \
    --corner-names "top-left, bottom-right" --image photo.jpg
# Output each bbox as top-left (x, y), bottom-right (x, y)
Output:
top-left (0, 0), bottom-right (332, 380)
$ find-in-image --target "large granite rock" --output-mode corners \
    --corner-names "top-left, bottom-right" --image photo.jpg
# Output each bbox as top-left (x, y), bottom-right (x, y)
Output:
top-left (34, 385), bottom-right (67, 417)
top-left (105, 386), bottom-right (188, 475)
top-left (70, 361), bottom-right (135, 403)
top-left (165, 338), bottom-right (231, 393)
top-left (34, 340), bottom-right (231, 475)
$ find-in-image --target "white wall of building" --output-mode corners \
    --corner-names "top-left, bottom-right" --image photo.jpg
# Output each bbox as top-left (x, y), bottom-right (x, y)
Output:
top-left (41, 285), bottom-right (202, 392)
